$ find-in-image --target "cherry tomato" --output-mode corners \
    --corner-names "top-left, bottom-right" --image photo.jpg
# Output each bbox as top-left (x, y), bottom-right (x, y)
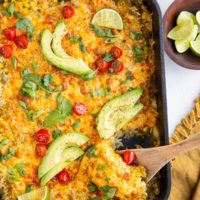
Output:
top-left (4, 27), bottom-right (17, 41)
top-left (57, 170), bottom-right (71, 184)
top-left (35, 129), bottom-right (50, 144)
top-left (95, 57), bottom-right (111, 73)
top-left (73, 102), bottom-right (88, 115)
top-left (14, 34), bottom-right (28, 49)
top-left (111, 46), bottom-right (123, 59)
top-left (36, 143), bottom-right (48, 157)
top-left (122, 150), bottom-right (137, 165)
top-left (0, 45), bottom-right (13, 58)
top-left (62, 6), bottom-right (75, 19)
top-left (110, 60), bottom-right (124, 73)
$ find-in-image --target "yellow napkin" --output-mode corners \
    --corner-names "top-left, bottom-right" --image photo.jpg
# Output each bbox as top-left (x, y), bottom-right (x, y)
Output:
top-left (169, 98), bottom-right (200, 200)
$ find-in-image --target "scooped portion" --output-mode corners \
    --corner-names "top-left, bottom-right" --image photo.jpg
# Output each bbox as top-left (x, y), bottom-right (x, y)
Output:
top-left (70, 141), bottom-right (147, 199)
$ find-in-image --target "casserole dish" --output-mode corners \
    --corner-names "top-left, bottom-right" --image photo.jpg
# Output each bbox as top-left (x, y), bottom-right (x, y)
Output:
top-left (144, 0), bottom-right (171, 199)
top-left (0, 0), bottom-right (170, 199)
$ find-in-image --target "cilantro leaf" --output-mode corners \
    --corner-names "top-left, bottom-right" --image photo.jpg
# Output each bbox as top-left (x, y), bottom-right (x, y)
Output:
top-left (90, 24), bottom-right (114, 38)
top-left (86, 145), bottom-right (98, 158)
top-left (25, 185), bottom-right (32, 193)
top-left (26, 110), bottom-right (44, 121)
top-left (52, 129), bottom-right (61, 139)
top-left (7, 167), bottom-right (21, 183)
top-left (12, 57), bottom-right (17, 69)
top-left (14, 163), bottom-right (26, 176)
top-left (102, 54), bottom-right (114, 62)
top-left (70, 36), bottom-right (81, 44)
top-left (72, 119), bottom-right (81, 129)
top-left (0, 148), bottom-right (15, 161)
top-left (19, 101), bottom-right (27, 109)
top-left (0, 139), bottom-right (9, 146)
top-left (16, 18), bottom-right (34, 41)
top-left (88, 182), bottom-right (98, 192)
top-left (130, 30), bottom-right (143, 40)
top-left (100, 185), bottom-right (117, 200)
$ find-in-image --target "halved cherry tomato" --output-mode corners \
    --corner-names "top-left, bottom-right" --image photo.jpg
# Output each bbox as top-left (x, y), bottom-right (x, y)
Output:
top-left (111, 46), bottom-right (123, 59)
top-left (14, 34), bottom-right (28, 49)
top-left (0, 45), bottom-right (13, 58)
top-left (73, 102), bottom-right (88, 115)
top-left (35, 129), bottom-right (50, 144)
top-left (36, 143), bottom-right (48, 157)
top-left (4, 27), bottom-right (17, 41)
top-left (122, 150), bottom-right (137, 165)
top-left (110, 60), bottom-right (124, 73)
top-left (62, 6), bottom-right (75, 19)
top-left (95, 57), bottom-right (111, 73)
top-left (57, 170), bottom-right (71, 185)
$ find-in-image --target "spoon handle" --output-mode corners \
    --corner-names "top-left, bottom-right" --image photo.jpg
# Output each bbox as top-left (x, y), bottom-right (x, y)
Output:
top-left (161, 133), bottom-right (200, 161)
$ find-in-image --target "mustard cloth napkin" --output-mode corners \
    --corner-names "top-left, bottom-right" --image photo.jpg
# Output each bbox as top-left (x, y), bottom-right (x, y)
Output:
top-left (169, 98), bottom-right (200, 200)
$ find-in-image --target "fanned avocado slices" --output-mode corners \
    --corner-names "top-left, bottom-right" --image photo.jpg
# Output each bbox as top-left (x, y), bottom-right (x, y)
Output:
top-left (40, 147), bottom-right (84, 186)
top-left (96, 88), bottom-right (144, 139)
top-left (40, 22), bottom-right (96, 80)
top-left (38, 132), bottom-right (89, 179)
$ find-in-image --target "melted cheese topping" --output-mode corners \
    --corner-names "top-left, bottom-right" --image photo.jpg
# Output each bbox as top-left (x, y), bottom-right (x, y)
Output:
top-left (0, 0), bottom-right (158, 199)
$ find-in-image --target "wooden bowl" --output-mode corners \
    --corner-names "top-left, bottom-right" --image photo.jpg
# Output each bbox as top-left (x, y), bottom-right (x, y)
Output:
top-left (164, 0), bottom-right (200, 70)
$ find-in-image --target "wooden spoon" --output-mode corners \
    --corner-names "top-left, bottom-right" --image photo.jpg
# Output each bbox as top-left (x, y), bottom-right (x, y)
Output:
top-left (117, 133), bottom-right (200, 182)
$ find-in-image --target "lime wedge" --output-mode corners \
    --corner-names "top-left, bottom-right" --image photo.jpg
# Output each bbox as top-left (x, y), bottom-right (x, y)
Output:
top-left (196, 11), bottom-right (200, 25)
top-left (168, 19), bottom-right (194, 40)
top-left (190, 40), bottom-right (200, 57)
top-left (175, 25), bottom-right (198, 53)
top-left (17, 187), bottom-right (49, 200)
top-left (177, 11), bottom-right (196, 25)
top-left (92, 8), bottom-right (123, 30)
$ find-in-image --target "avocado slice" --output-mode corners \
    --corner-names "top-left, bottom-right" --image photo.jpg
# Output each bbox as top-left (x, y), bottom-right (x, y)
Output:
top-left (52, 21), bottom-right (69, 59)
top-left (40, 29), bottom-right (96, 80)
top-left (96, 88), bottom-right (144, 139)
top-left (38, 132), bottom-right (89, 178)
top-left (40, 147), bottom-right (84, 186)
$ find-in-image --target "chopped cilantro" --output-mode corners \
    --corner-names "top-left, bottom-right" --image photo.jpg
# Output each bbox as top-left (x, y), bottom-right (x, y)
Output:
top-left (90, 110), bottom-right (99, 115)
top-left (130, 30), bottom-right (143, 40)
top-left (25, 185), bottom-right (32, 193)
top-left (105, 177), bottom-right (111, 182)
top-left (52, 129), bottom-right (62, 139)
top-left (19, 101), bottom-right (27, 109)
top-left (26, 110), bottom-right (44, 121)
top-left (90, 24), bottom-right (114, 38)
top-left (88, 182), bottom-right (98, 192)
top-left (70, 36), bottom-right (82, 44)
top-left (14, 163), bottom-right (26, 176)
top-left (14, 12), bottom-right (23, 19)
top-left (16, 18), bottom-right (34, 41)
top-left (44, 93), bottom-right (73, 127)
top-left (0, 148), bottom-right (15, 161)
top-left (32, 63), bottom-right (40, 72)
top-left (79, 41), bottom-right (86, 52)
top-left (7, 167), bottom-right (21, 183)
top-left (102, 54), bottom-right (114, 62)
top-left (133, 45), bottom-right (147, 63)
top-left (7, 3), bottom-right (14, 16)
top-left (105, 38), bottom-right (116, 44)
top-left (72, 119), bottom-right (81, 129)
top-left (86, 145), bottom-right (98, 158)
top-left (0, 139), bottom-right (9, 146)
top-left (12, 57), bottom-right (17, 69)
top-left (100, 185), bottom-right (117, 200)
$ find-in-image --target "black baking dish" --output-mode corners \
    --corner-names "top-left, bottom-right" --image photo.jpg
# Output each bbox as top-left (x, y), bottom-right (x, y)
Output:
top-left (0, 0), bottom-right (170, 199)
top-left (144, 0), bottom-right (171, 199)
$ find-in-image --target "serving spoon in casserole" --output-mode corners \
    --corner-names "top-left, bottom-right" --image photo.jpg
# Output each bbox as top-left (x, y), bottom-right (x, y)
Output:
top-left (117, 133), bottom-right (200, 182)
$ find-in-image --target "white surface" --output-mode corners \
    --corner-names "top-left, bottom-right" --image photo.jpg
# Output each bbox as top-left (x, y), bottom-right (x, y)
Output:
top-left (158, 0), bottom-right (200, 137)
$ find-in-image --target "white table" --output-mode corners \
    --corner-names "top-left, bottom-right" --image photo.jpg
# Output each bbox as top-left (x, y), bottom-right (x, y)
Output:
top-left (158, 0), bottom-right (200, 137)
